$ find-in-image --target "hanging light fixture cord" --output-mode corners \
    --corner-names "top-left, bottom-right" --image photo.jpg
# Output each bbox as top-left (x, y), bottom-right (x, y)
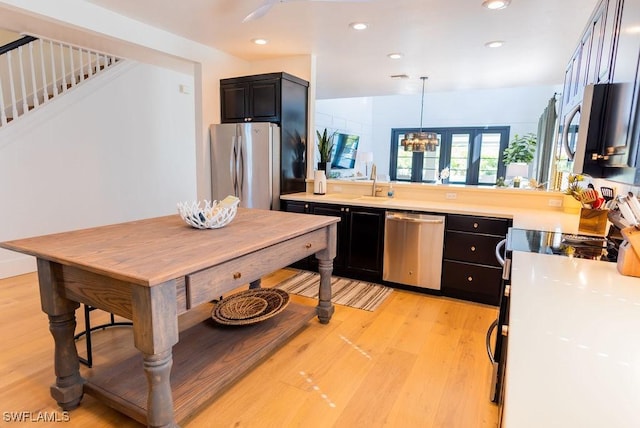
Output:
top-left (419, 76), bottom-right (427, 132)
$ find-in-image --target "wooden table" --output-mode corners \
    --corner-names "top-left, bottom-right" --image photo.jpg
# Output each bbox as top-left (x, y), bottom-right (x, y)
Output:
top-left (0, 208), bottom-right (338, 427)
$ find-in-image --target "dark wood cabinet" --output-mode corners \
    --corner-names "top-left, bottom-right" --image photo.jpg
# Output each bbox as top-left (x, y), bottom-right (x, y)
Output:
top-left (560, 0), bottom-right (618, 114)
top-left (221, 77), bottom-right (280, 123)
top-left (280, 200), bottom-right (312, 269)
top-left (282, 201), bottom-right (385, 282)
top-left (220, 72), bottom-right (309, 195)
top-left (283, 201), bottom-right (514, 305)
top-left (343, 206), bottom-right (385, 282)
top-left (442, 214), bottom-right (510, 306)
top-left (281, 200), bottom-right (310, 214)
top-left (311, 204), bottom-right (348, 270)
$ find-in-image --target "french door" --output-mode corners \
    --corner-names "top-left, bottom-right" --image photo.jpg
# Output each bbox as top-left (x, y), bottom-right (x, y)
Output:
top-left (390, 126), bottom-right (510, 185)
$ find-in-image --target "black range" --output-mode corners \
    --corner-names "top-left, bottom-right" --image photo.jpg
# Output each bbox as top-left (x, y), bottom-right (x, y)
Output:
top-left (506, 228), bottom-right (618, 262)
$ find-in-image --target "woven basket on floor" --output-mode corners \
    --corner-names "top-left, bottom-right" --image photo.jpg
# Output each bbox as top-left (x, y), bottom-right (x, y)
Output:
top-left (211, 288), bottom-right (289, 326)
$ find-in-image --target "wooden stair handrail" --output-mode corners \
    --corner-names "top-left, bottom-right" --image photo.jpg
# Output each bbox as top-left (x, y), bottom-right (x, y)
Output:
top-left (0, 35), bottom-right (37, 56)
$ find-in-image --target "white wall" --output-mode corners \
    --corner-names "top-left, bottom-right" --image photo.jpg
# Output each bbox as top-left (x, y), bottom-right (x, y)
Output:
top-left (317, 85), bottom-right (562, 178)
top-left (0, 62), bottom-right (197, 278)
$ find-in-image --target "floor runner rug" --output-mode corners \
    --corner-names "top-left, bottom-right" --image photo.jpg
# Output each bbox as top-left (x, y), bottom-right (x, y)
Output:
top-left (273, 270), bottom-right (392, 312)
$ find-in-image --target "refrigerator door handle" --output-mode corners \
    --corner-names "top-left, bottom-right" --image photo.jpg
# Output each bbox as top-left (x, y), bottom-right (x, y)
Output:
top-left (231, 136), bottom-right (238, 197)
top-left (238, 135), bottom-right (245, 199)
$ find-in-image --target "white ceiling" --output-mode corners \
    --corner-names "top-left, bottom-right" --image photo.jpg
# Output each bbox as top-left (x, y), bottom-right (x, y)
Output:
top-left (82, 0), bottom-right (598, 99)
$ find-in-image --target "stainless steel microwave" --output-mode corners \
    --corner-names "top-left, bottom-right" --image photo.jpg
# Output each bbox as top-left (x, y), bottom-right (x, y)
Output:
top-left (561, 82), bottom-right (639, 181)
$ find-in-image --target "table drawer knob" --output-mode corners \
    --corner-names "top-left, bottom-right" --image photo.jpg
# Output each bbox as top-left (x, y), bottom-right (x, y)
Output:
top-left (233, 272), bottom-right (242, 279)
top-left (467, 276), bottom-right (473, 282)
top-left (470, 246), bottom-right (476, 252)
top-left (305, 243), bottom-right (312, 249)
top-left (473, 222), bottom-right (479, 229)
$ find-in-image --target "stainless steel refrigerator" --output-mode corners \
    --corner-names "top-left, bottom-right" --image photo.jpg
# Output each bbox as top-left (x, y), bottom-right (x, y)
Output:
top-left (210, 123), bottom-right (281, 210)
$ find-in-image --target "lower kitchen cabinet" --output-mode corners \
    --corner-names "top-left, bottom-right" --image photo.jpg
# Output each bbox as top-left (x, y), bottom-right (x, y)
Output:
top-left (280, 200), bottom-right (312, 269)
top-left (282, 201), bottom-right (510, 305)
top-left (441, 260), bottom-right (503, 305)
top-left (342, 206), bottom-right (385, 282)
top-left (282, 201), bottom-right (385, 282)
top-left (281, 200), bottom-right (310, 214)
top-left (310, 204), bottom-right (347, 270)
top-left (442, 214), bottom-right (511, 306)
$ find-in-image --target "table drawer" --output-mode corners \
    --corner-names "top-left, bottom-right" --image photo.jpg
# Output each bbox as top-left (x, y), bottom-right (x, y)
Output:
top-left (444, 231), bottom-right (504, 267)
top-left (441, 260), bottom-right (502, 306)
top-left (447, 214), bottom-right (509, 236)
top-left (186, 228), bottom-right (329, 308)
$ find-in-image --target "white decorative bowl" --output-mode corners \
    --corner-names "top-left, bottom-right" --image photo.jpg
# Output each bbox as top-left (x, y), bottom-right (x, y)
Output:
top-left (177, 197), bottom-right (240, 229)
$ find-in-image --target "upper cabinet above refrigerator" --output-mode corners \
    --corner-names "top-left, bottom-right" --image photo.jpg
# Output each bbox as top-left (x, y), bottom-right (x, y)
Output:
top-left (219, 72), bottom-right (309, 195)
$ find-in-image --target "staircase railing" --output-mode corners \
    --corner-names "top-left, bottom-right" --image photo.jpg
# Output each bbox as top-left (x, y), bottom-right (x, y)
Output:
top-left (0, 34), bottom-right (122, 127)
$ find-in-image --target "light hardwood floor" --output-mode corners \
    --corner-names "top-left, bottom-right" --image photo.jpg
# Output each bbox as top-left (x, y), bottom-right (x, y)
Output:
top-left (0, 269), bottom-right (499, 427)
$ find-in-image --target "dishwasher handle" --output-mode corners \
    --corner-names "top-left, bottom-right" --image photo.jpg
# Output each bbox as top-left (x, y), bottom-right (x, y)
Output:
top-left (386, 214), bottom-right (444, 224)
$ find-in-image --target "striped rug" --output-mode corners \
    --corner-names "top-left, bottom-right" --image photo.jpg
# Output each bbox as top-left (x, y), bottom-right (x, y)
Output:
top-left (274, 270), bottom-right (392, 312)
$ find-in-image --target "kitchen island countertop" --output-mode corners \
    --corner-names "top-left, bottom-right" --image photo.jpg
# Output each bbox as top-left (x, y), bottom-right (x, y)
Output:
top-left (504, 251), bottom-right (640, 427)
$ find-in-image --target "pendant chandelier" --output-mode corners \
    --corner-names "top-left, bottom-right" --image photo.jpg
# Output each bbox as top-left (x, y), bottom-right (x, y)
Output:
top-left (401, 76), bottom-right (438, 152)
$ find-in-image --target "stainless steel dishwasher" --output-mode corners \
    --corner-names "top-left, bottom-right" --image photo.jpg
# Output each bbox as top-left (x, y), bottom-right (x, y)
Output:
top-left (383, 211), bottom-right (445, 290)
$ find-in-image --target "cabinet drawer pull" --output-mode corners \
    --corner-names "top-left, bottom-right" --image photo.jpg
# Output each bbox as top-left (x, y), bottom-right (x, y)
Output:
top-left (473, 222), bottom-right (479, 229)
top-left (467, 276), bottom-right (473, 282)
top-left (470, 246), bottom-right (476, 252)
top-left (233, 272), bottom-right (242, 279)
top-left (305, 243), bottom-right (312, 249)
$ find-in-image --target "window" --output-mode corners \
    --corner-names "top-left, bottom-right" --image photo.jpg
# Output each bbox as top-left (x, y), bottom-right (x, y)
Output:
top-left (389, 126), bottom-right (510, 185)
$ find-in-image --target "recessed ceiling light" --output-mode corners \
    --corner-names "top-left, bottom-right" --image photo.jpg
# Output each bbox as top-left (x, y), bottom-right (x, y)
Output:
top-left (387, 53), bottom-right (403, 60)
top-left (485, 40), bottom-right (505, 48)
top-left (482, 0), bottom-right (511, 10)
top-left (349, 22), bottom-right (368, 30)
top-left (251, 38), bottom-right (268, 45)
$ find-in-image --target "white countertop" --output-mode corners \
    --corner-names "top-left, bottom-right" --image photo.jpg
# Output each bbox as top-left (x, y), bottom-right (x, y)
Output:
top-left (281, 192), bottom-right (581, 234)
top-left (503, 251), bottom-right (640, 428)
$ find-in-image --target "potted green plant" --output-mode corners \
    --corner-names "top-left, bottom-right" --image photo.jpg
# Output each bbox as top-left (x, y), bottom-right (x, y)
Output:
top-left (316, 128), bottom-right (336, 174)
top-left (503, 133), bottom-right (537, 187)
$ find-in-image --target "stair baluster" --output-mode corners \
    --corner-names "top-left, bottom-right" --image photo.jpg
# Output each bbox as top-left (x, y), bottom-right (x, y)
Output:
top-left (7, 51), bottom-right (18, 120)
top-left (0, 79), bottom-right (6, 125)
top-left (28, 42), bottom-right (39, 109)
top-left (49, 40), bottom-right (58, 97)
top-left (39, 39), bottom-right (48, 103)
top-left (17, 46), bottom-right (28, 114)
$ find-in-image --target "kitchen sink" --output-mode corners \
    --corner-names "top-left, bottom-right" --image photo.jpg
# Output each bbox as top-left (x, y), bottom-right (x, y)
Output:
top-left (324, 193), bottom-right (362, 200)
top-left (355, 196), bottom-right (391, 204)
top-left (321, 194), bottom-right (390, 204)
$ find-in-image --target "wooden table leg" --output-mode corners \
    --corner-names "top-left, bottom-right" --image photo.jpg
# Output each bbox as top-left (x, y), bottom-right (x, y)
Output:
top-left (143, 350), bottom-right (177, 428)
top-left (36, 260), bottom-right (84, 410)
top-left (47, 312), bottom-right (84, 410)
top-left (316, 223), bottom-right (337, 324)
top-left (132, 280), bottom-right (179, 427)
top-left (316, 258), bottom-right (335, 324)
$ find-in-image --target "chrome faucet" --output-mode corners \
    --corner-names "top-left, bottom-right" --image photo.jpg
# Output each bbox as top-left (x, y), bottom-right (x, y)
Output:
top-left (370, 163), bottom-right (378, 196)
